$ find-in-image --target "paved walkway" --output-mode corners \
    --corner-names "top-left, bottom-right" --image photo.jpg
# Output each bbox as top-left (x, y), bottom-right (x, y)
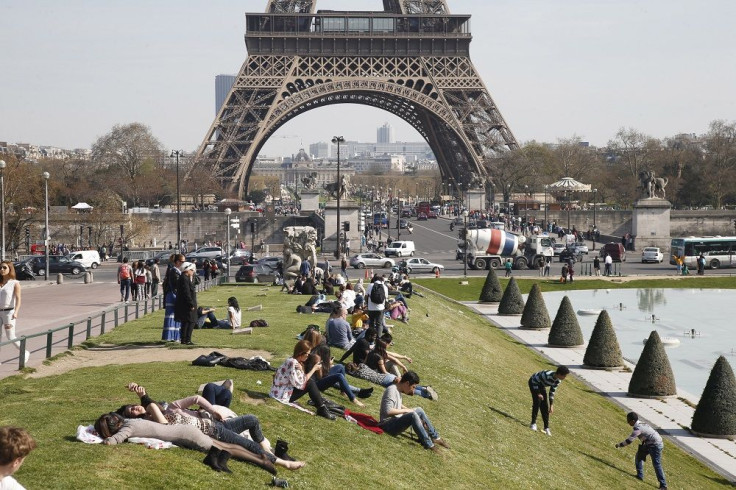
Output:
top-left (465, 301), bottom-right (736, 483)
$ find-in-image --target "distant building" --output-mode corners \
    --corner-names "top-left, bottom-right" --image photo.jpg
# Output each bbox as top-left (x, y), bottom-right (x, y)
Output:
top-left (309, 141), bottom-right (330, 159)
top-left (377, 122), bottom-right (394, 144)
top-left (215, 75), bottom-right (237, 114)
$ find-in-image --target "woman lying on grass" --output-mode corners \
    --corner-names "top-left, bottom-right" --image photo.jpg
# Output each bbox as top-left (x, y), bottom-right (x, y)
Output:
top-left (304, 330), bottom-right (373, 406)
top-left (117, 383), bottom-right (305, 471)
top-left (94, 412), bottom-right (276, 474)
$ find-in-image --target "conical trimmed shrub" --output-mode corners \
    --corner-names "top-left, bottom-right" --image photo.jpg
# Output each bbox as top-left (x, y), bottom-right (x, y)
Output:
top-left (520, 283), bottom-right (551, 329)
top-left (583, 310), bottom-right (623, 367)
top-left (498, 277), bottom-right (524, 315)
top-left (692, 356), bottom-right (736, 437)
top-left (479, 266), bottom-right (503, 303)
top-left (548, 296), bottom-right (584, 347)
top-left (628, 331), bottom-right (676, 398)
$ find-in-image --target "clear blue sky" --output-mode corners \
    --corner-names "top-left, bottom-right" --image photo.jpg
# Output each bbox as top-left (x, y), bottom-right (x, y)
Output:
top-left (1, 0), bottom-right (734, 156)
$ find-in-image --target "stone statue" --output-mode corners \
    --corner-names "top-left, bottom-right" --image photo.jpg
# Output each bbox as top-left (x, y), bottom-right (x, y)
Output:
top-left (301, 172), bottom-right (317, 190)
top-left (283, 225), bottom-right (318, 278)
top-left (324, 175), bottom-right (350, 199)
top-left (639, 170), bottom-right (668, 199)
top-left (467, 172), bottom-right (486, 190)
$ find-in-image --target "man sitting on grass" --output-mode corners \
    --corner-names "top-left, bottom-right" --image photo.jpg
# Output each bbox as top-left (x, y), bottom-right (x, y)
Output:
top-left (378, 371), bottom-right (449, 453)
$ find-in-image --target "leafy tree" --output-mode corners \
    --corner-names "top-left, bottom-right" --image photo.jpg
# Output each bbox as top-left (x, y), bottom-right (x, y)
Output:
top-left (548, 296), bottom-right (584, 347)
top-left (498, 277), bottom-right (524, 315)
top-left (583, 310), bottom-right (623, 367)
top-left (520, 283), bottom-right (551, 329)
top-left (479, 266), bottom-right (503, 303)
top-left (628, 331), bottom-right (676, 398)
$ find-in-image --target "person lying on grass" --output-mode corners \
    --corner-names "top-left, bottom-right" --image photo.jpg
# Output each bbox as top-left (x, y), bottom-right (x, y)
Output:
top-left (270, 340), bottom-right (339, 421)
top-left (303, 329), bottom-right (373, 406)
top-left (117, 383), bottom-right (305, 471)
top-left (94, 412), bottom-right (277, 474)
top-left (377, 371), bottom-right (450, 453)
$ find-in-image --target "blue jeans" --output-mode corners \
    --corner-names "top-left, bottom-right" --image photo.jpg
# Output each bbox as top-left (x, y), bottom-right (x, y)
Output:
top-left (214, 415), bottom-right (274, 463)
top-left (119, 279), bottom-right (132, 301)
top-left (329, 364), bottom-right (361, 395)
top-left (316, 371), bottom-right (356, 402)
top-left (636, 444), bottom-right (666, 488)
top-left (379, 407), bottom-right (439, 448)
top-left (202, 383), bottom-right (232, 408)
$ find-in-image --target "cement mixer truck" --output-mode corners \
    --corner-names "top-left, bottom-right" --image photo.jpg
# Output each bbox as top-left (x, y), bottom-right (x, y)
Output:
top-left (460, 229), bottom-right (554, 270)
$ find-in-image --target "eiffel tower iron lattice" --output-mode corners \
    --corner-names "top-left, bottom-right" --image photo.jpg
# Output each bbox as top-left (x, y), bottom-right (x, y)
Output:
top-left (195, 0), bottom-right (519, 196)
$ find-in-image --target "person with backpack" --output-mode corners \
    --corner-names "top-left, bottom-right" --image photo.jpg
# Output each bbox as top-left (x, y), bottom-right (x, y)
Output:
top-left (366, 274), bottom-right (388, 337)
top-left (117, 257), bottom-right (133, 303)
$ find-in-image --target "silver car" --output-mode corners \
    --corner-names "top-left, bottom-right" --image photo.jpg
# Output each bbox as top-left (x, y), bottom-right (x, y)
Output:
top-left (350, 253), bottom-right (395, 269)
top-left (400, 257), bottom-right (444, 274)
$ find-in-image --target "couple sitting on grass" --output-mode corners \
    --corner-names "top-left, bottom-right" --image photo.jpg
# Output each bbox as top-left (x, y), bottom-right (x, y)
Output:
top-left (94, 381), bottom-right (305, 475)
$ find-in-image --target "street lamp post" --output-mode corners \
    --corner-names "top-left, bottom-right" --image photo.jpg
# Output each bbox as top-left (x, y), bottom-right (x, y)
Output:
top-left (566, 190), bottom-right (571, 231)
top-left (331, 136), bottom-right (344, 259)
top-left (544, 184), bottom-right (548, 232)
top-left (592, 188), bottom-right (598, 251)
top-left (463, 210), bottom-right (469, 278)
top-left (397, 189), bottom-right (401, 241)
top-left (171, 150), bottom-right (183, 251)
top-left (225, 208), bottom-right (232, 281)
top-left (523, 184), bottom-right (528, 235)
top-left (43, 171), bottom-right (50, 280)
top-left (0, 160), bottom-right (6, 260)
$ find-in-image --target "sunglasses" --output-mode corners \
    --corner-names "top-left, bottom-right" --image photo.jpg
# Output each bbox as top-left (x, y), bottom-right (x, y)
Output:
top-left (0, 266), bottom-right (9, 270)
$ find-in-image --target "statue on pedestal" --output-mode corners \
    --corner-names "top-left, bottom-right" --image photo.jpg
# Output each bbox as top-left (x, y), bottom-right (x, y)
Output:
top-left (324, 175), bottom-right (350, 200)
top-left (283, 226), bottom-right (318, 279)
top-left (639, 170), bottom-right (668, 199)
top-left (301, 172), bottom-right (318, 190)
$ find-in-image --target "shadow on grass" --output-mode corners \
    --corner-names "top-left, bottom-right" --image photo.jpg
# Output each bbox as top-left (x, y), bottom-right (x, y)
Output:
top-left (488, 406), bottom-right (526, 427)
top-left (580, 452), bottom-right (631, 477)
top-left (704, 475), bottom-right (735, 487)
top-left (85, 342), bottom-right (168, 351)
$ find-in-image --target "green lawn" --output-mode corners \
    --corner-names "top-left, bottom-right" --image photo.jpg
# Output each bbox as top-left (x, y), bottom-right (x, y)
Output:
top-left (0, 283), bottom-right (730, 489)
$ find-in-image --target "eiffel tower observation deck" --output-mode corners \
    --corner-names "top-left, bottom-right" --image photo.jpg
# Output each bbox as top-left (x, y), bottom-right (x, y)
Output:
top-left (196, 0), bottom-right (518, 196)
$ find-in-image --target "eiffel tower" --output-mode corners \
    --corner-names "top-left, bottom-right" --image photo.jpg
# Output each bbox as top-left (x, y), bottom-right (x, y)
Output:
top-left (196, 0), bottom-right (518, 196)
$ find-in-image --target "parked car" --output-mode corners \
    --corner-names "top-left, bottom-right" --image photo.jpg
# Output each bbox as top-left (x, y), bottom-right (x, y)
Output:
top-left (641, 247), bottom-right (664, 263)
top-left (559, 248), bottom-right (583, 263)
top-left (145, 250), bottom-right (173, 267)
top-left (256, 256), bottom-right (282, 271)
top-left (570, 242), bottom-right (589, 255)
top-left (399, 257), bottom-right (444, 274)
top-left (187, 246), bottom-right (223, 260)
top-left (349, 253), bottom-right (395, 269)
top-left (235, 264), bottom-right (276, 283)
top-left (31, 255), bottom-right (87, 276)
top-left (552, 243), bottom-right (567, 256)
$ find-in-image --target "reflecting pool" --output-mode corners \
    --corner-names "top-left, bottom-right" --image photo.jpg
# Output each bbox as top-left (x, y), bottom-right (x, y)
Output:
top-left (542, 289), bottom-right (736, 400)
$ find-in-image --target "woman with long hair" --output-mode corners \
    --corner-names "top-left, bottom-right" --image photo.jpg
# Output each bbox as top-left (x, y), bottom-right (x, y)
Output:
top-left (162, 254), bottom-right (185, 342)
top-left (0, 261), bottom-right (29, 363)
top-left (132, 260), bottom-right (146, 301)
top-left (175, 262), bottom-right (198, 345)
top-left (270, 340), bottom-right (339, 419)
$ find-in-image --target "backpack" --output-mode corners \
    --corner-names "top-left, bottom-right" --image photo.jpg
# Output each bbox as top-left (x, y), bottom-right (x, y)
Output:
top-left (119, 265), bottom-right (131, 280)
top-left (370, 282), bottom-right (386, 304)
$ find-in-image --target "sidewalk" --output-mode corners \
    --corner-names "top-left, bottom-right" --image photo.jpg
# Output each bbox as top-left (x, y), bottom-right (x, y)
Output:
top-left (465, 301), bottom-right (736, 483)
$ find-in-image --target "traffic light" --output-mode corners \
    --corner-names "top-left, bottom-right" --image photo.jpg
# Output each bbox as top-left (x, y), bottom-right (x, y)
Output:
top-left (343, 221), bottom-right (350, 232)
top-left (250, 221), bottom-right (256, 233)
top-left (25, 227), bottom-right (30, 238)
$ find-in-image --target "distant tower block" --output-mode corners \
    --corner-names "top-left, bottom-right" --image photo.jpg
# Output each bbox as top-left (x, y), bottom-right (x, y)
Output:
top-left (195, 0), bottom-right (519, 197)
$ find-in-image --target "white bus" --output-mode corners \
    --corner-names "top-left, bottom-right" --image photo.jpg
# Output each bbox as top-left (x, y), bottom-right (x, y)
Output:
top-left (670, 236), bottom-right (736, 269)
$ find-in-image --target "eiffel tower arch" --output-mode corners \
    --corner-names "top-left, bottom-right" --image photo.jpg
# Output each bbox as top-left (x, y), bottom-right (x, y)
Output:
top-left (195, 0), bottom-right (519, 196)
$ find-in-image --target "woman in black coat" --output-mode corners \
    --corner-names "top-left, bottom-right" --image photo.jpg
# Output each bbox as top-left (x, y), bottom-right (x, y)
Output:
top-left (175, 262), bottom-right (198, 345)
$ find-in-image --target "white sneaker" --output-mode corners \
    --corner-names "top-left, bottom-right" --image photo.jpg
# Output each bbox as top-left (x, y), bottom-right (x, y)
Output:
top-left (530, 423), bottom-right (537, 431)
top-left (543, 428), bottom-right (552, 436)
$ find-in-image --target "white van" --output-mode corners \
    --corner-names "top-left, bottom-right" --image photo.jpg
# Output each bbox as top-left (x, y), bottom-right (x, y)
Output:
top-left (67, 250), bottom-right (101, 269)
top-left (384, 240), bottom-right (415, 258)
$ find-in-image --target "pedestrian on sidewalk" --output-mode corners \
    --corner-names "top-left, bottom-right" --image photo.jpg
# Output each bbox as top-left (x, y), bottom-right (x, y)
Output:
top-left (604, 254), bottom-right (613, 276)
top-left (504, 258), bottom-right (512, 277)
top-left (615, 412), bottom-right (668, 489)
top-left (162, 254), bottom-right (185, 343)
top-left (150, 258), bottom-right (161, 297)
top-left (0, 261), bottom-right (30, 364)
top-left (528, 365), bottom-right (569, 436)
top-left (593, 255), bottom-right (601, 276)
top-left (117, 258), bottom-right (133, 303)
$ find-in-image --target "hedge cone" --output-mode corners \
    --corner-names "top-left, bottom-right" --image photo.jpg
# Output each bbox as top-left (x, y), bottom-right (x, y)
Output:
top-left (582, 310), bottom-right (623, 367)
top-left (479, 266), bottom-right (503, 303)
top-left (628, 331), bottom-right (676, 398)
top-left (498, 277), bottom-right (524, 315)
top-left (692, 356), bottom-right (736, 437)
top-left (548, 296), bottom-right (584, 347)
top-left (520, 283), bottom-right (551, 329)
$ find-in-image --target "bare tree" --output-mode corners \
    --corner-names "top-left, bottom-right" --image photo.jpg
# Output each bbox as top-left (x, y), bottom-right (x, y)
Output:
top-left (702, 120), bottom-right (736, 208)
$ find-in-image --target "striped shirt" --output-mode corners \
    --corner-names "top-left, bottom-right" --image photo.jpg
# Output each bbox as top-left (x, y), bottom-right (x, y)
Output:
top-left (618, 422), bottom-right (663, 448)
top-left (529, 370), bottom-right (562, 403)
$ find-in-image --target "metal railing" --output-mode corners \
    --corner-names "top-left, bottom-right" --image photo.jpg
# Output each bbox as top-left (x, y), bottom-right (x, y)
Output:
top-left (0, 276), bottom-right (225, 372)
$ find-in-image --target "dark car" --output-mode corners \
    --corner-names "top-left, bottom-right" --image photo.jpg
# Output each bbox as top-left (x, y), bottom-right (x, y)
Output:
top-left (256, 256), bottom-right (282, 272)
top-left (235, 264), bottom-right (276, 283)
top-left (189, 257), bottom-right (228, 276)
top-left (428, 210), bottom-right (438, 219)
top-left (396, 219), bottom-right (411, 229)
top-left (145, 250), bottom-right (172, 267)
top-left (417, 213), bottom-right (428, 221)
top-left (31, 255), bottom-right (87, 275)
top-left (559, 248), bottom-right (583, 263)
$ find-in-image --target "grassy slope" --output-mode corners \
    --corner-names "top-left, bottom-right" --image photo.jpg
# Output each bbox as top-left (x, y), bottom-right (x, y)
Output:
top-left (0, 283), bottom-right (729, 489)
